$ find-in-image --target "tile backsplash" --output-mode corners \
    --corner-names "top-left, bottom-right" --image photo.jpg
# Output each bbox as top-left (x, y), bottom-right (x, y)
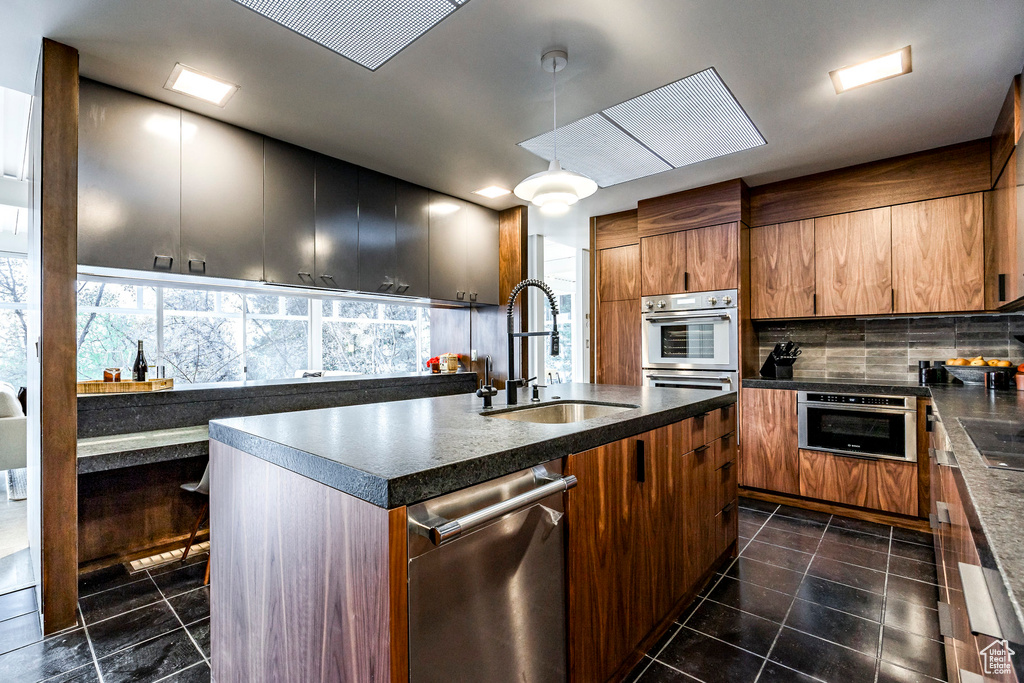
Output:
top-left (755, 314), bottom-right (1024, 381)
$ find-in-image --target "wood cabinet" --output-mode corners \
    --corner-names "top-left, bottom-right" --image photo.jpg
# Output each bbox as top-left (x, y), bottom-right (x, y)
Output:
top-left (427, 194), bottom-right (499, 304)
top-left (595, 301), bottom-right (640, 385)
top-left (891, 194), bottom-right (984, 313)
top-left (986, 150), bottom-right (1020, 308)
top-left (314, 155), bottom-right (360, 291)
top-left (640, 231), bottom-right (685, 296)
top-left (264, 139), bottom-right (315, 286)
top-left (814, 207), bottom-right (892, 316)
top-left (639, 223), bottom-right (738, 296)
top-left (78, 80), bottom-right (182, 273)
top-left (739, 388), bottom-right (800, 494)
top-left (395, 181), bottom-right (430, 298)
top-left (357, 168), bottom-right (398, 294)
top-left (749, 220), bottom-right (815, 318)
top-left (599, 245), bottom-right (640, 301)
top-left (798, 450), bottom-right (917, 515)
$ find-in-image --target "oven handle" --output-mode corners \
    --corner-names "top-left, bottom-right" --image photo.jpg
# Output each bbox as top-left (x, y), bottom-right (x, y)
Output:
top-left (647, 374), bottom-right (733, 384)
top-left (799, 401), bottom-right (915, 414)
top-left (643, 312), bottom-right (732, 323)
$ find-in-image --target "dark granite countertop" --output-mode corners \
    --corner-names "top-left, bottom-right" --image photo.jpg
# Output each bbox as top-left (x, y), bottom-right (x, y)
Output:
top-left (77, 426), bottom-right (209, 474)
top-left (742, 377), bottom-right (932, 397)
top-left (210, 384), bottom-right (736, 509)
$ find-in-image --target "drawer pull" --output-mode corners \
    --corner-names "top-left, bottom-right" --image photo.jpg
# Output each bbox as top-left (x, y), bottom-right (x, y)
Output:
top-left (153, 255), bottom-right (174, 270)
top-left (636, 440), bottom-right (646, 483)
top-left (720, 501), bottom-right (735, 514)
top-left (937, 601), bottom-right (953, 638)
top-left (959, 562), bottom-right (1024, 642)
top-left (188, 258), bottom-right (206, 273)
top-left (935, 502), bottom-right (951, 525)
top-left (720, 460), bottom-right (734, 471)
top-left (694, 445), bottom-right (710, 455)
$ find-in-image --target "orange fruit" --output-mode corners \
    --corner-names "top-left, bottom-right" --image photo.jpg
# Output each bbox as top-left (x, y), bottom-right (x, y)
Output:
top-left (988, 359), bottom-right (1002, 366)
top-left (996, 360), bottom-right (1012, 367)
top-left (970, 359), bottom-right (987, 367)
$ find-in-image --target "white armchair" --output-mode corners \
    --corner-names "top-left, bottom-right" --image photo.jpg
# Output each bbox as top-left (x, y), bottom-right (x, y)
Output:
top-left (0, 415), bottom-right (26, 472)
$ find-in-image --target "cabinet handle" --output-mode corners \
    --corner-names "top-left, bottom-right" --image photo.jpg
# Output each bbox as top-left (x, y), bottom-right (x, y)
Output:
top-left (321, 275), bottom-right (336, 285)
top-left (456, 291), bottom-right (465, 300)
top-left (721, 501), bottom-right (735, 514)
top-left (380, 278), bottom-right (394, 291)
top-left (720, 460), bottom-right (733, 470)
top-left (813, 293), bottom-right (816, 315)
top-left (999, 274), bottom-right (1007, 302)
top-left (298, 272), bottom-right (313, 283)
top-left (469, 292), bottom-right (478, 302)
top-left (695, 444), bottom-right (710, 455)
top-left (684, 271), bottom-right (690, 291)
top-left (188, 258), bottom-right (206, 274)
top-left (396, 284), bottom-right (410, 294)
top-left (891, 288), bottom-right (895, 311)
top-left (636, 440), bottom-right (646, 483)
top-left (153, 255), bottom-right (174, 270)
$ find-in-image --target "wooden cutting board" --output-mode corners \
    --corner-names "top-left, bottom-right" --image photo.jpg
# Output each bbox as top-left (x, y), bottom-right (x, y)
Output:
top-left (77, 378), bottom-right (175, 395)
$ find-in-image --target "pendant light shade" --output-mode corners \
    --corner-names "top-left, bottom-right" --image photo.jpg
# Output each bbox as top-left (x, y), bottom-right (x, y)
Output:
top-left (514, 49), bottom-right (597, 215)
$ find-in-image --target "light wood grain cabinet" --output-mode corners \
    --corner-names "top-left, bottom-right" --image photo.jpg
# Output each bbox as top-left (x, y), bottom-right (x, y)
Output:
top-left (892, 193), bottom-right (984, 313)
top-left (640, 223), bottom-right (738, 296)
top-left (739, 388), bottom-right (800, 494)
top-left (814, 207), bottom-right (893, 316)
top-left (750, 220), bottom-right (816, 319)
top-left (985, 151), bottom-right (1020, 308)
top-left (596, 300), bottom-right (640, 386)
top-left (640, 231), bottom-right (685, 296)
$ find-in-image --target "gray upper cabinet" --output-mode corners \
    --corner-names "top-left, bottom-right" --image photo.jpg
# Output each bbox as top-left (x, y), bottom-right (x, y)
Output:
top-left (428, 193), bottom-right (468, 302)
top-left (357, 169), bottom-right (397, 294)
top-left (78, 80), bottom-right (181, 272)
top-left (465, 202), bottom-right (500, 305)
top-left (180, 112), bottom-right (265, 281)
top-left (314, 155), bottom-right (359, 291)
top-left (264, 139), bottom-right (315, 286)
top-left (395, 181), bottom-right (430, 297)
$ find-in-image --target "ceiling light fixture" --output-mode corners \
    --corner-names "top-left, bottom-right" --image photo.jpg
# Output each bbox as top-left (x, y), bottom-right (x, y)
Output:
top-left (163, 63), bottom-right (240, 106)
top-left (472, 186), bottom-right (511, 199)
top-left (830, 46), bottom-right (912, 94)
top-left (430, 201), bottom-right (461, 216)
top-left (514, 50), bottom-right (597, 216)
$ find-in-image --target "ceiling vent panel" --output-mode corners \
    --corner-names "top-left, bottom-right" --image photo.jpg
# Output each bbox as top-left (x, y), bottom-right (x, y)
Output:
top-left (231, 0), bottom-right (465, 71)
top-left (518, 114), bottom-right (672, 188)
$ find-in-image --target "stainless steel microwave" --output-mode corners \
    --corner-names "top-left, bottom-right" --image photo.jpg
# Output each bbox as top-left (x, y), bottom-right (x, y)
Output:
top-left (798, 392), bottom-right (917, 463)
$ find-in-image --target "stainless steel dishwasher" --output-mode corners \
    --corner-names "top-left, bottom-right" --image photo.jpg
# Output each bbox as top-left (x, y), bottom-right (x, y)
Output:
top-left (406, 459), bottom-right (575, 683)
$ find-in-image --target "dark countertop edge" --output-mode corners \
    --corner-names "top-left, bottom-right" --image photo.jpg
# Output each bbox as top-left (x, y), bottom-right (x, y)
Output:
top-left (209, 392), bottom-right (736, 509)
top-left (77, 372), bottom-right (477, 409)
top-left (741, 378), bottom-right (932, 397)
top-left (77, 440), bottom-right (209, 474)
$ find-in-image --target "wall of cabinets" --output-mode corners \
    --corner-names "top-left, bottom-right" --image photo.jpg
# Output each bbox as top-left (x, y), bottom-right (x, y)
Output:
top-left (77, 79), bottom-right (498, 305)
top-left (566, 405), bottom-right (737, 682)
top-left (640, 222), bottom-right (739, 296)
top-left (593, 214), bottom-right (641, 386)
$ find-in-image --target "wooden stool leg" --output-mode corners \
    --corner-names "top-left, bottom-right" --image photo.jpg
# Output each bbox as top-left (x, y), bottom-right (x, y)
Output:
top-left (204, 554), bottom-right (210, 586)
top-left (182, 502), bottom-right (208, 563)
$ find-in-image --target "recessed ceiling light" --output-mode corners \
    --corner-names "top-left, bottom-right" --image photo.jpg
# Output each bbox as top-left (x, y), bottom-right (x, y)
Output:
top-left (830, 46), bottom-right (912, 94)
top-left (163, 64), bottom-right (239, 106)
top-left (472, 186), bottom-right (511, 199)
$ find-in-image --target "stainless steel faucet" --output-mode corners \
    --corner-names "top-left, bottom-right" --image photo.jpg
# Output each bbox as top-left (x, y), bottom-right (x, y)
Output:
top-left (506, 279), bottom-right (559, 406)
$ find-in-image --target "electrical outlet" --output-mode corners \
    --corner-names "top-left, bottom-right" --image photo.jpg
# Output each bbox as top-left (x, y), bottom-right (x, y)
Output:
top-left (471, 349), bottom-right (478, 361)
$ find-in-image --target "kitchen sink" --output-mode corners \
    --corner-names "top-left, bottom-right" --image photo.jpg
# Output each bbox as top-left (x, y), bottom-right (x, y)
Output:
top-left (484, 401), bottom-right (638, 424)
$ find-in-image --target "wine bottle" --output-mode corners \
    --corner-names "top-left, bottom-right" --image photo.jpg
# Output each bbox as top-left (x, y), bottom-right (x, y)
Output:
top-left (132, 340), bottom-right (147, 382)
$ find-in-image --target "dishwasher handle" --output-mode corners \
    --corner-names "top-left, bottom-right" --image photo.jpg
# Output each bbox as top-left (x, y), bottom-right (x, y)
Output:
top-left (429, 475), bottom-right (578, 546)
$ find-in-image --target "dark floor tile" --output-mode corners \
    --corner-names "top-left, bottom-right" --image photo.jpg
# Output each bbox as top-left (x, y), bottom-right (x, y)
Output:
top-left (883, 598), bottom-right (941, 642)
top-left (647, 623), bottom-right (680, 658)
top-left (0, 627), bottom-right (92, 680)
top-left (77, 565), bottom-right (146, 599)
top-left (764, 515), bottom-right (827, 540)
top-left (78, 577), bottom-right (162, 624)
top-left (657, 626), bottom-right (765, 683)
top-left (150, 563), bottom-right (207, 599)
top-left (718, 557), bottom-right (805, 596)
top-left (823, 526), bottom-right (891, 554)
top-left (0, 611), bottom-right (41, 655)
top-left (636, 659), bottom-right (692, 682)
top-left (739, 497), bottom-right (778, 514)
top-left (774, 504), bottom-right (832, 524)
top-left (188, 617), bottom-right (210, 657)
top-left (96, 627), bottom-right (203, 683)
top-left (769, 627), bottom-right (878, 683)
top-left (168, 586), bottom-right (210, 626)
top-left (705, 576), bottom-right (794, 624)
top-left (741, 541), bottom-right (814, 574)
top-left (785, 599), bottom-right (880, 655)
top-left (880, 626), bottom-right (947, 680)
top-left (87, 600), bottom-right (181, 659)
top-left (754, 527), bottom-right (823, 554)
top-left (877, 660), bottom-right (945, 683)
top-left (886, 576), bottom-right (939, 608)
top-left (624, 656), bottom-right (654, 683)
top-left (739, 520), bottom-right (764, 538)
top-left (163, 661), bottom-right (212, 682)
top-left (0, 586), bottom-right (36, 622)
top-left (890, 540), bottom-right (934, 564)
top-left (888, 555), bottom-right (938, 586)
top-left (807, 556), bottom-right (886, 595)
top-left (797, 576), bottom-right (884, 622)
top-left (891, 527), bottom-right (934, 548)
top-left (757, 661), bottom-right (824, 683)
top-left (44, 663), bottom-right (101, 682)
top-left (686, 599), bottom-right (782, 656)
top-left (816, 540), bottom-right (889, 572)
top-left (828, 515), bottom-right (892, 539)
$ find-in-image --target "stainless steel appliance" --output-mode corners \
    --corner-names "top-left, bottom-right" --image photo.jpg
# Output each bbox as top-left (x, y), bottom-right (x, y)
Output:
top-left (641, 288), bottom-right (738, 389)
top-left (959, 417), bottom-right (1024, 471)
top-left (406, 460), bottom-right (575, 683)
top-left (798, 392), bottom-right (917, 462)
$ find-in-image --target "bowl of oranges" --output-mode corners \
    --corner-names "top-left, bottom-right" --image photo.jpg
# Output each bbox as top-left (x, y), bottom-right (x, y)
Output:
top-left (943, 357), bottom-right (1018, 385)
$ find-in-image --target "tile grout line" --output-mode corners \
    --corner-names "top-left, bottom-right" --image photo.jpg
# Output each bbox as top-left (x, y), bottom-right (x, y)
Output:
top-left (873, 526), bottom-right (894, 683)
top-left (78, 603), bottom-right (106, 683)
top-left (146, 571), bottom-right (210, 667)
top-left (151, 659), bottom-right (209, 682)
top-left (752, 510), bottom-right (833, 683)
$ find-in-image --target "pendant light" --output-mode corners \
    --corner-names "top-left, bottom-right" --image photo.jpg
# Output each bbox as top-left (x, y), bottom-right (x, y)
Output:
top-left (514, 49), bottom-right (597, 216)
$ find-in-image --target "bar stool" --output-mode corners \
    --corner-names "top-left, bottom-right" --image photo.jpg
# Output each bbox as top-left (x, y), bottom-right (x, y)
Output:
top-left (181, 464), bottom-right (210, 585)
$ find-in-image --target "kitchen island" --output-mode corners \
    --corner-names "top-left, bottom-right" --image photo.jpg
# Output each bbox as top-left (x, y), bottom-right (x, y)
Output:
top-left (208, 384), bottom-right (737, 682)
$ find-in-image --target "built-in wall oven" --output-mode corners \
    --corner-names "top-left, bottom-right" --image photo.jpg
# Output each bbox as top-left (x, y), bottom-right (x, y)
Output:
top-left (641, 289), bottom-right (738, 392)
top-left (798, 392), bottom-right (918, 462)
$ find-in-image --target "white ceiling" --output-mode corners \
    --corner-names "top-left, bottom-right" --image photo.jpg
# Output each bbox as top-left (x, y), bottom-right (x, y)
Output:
top-left (1, 0), bottom-right (1023, 220)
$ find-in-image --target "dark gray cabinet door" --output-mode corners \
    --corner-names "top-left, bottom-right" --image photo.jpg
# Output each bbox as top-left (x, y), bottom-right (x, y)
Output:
top-left (315, 155), bottom-right (359, 290)
top-left (78, 80), bottom-right (181, 272)
top-left (357, 168), bottom-right (397, 294)
top-left (428, 193), bottom-right (468, 301)
top-left (465, 202), bottom-right (500, 305)
top-left (180, 112), bottom-right (265, 281)
top-left (395, 181), bottom-right (430, 297)
top-left (264, 139), bottom-right (315, 286)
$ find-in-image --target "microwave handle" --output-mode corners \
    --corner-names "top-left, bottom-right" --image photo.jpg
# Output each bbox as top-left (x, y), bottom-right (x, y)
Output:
top-left (800, 401), bottom-right (915, 414)
top-left (643, 312), bottom-right (731, 322)
top-left (647, 374), bottom-right (732, 383)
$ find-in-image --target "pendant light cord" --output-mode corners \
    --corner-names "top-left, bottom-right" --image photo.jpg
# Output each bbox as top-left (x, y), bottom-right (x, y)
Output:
top-left (552, 63), bottom-right (558, 160)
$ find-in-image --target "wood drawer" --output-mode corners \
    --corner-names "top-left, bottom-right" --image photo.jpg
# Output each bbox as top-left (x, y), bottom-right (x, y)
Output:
top-left (714, 459), bottom-right (737, 510)
top-left (705, 404), bottom-right (736, 442)
top-left (714, 430), bottom-right (737, 470)
top-left (798, 450), bottom-right (917, 516)
top-left (714, 502), bottom-right (738, 558)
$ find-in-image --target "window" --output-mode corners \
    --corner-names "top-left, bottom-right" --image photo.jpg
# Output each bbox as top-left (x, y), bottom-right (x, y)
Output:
top-left (543, 238), bottom-right (577, 383)
top-left (74, 277), bottom-right (431, 384)
top-left (0, 256), bottom-right (28, 387)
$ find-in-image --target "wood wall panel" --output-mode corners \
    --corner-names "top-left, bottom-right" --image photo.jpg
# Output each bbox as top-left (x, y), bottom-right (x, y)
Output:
top-left (749, 139), bottom-right (991, 227)
top-left (891, 194), bottom-right (984, 313)
top-left (210, 441), bottom-right (405, 682)
top-left (640, 231), bottom-right (686, 296)
top-left (814, 207), bottom-right (892, 316)
top-left (798, 449), bottom-right (873, 509)
top-left (739, 388), bottom-right (800, 494)
top-left (985, 150), bottom-right (1019, 308)
top-left (638, 179), bottom-right (748, 237)
top-left (599, 244), bottom-right (640, 301)
top-left (686, 223), bottom-right (739, 292)
top-left (991, 76), bottom-right (1020, 183)
top-left (596, 300), bottom-right (641, 386)
top-left (594, 209), bottom-right (639, 250)
top-left (750, 220), bottom-right (815, 319)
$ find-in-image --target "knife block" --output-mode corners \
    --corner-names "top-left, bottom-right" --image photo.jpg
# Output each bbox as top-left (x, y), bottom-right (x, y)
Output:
top-left (759, 355), bottom-right (794, 379)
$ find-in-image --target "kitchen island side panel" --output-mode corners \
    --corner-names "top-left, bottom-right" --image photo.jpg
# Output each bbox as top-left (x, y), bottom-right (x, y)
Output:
top-left (210, 440), bottom-right (408, 682)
